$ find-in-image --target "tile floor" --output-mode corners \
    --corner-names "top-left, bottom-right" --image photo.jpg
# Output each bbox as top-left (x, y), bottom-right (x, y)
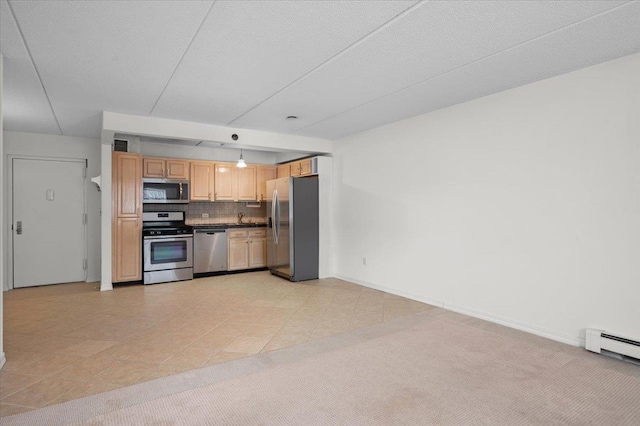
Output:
top-left (0, 272), bottom-right (431, 416)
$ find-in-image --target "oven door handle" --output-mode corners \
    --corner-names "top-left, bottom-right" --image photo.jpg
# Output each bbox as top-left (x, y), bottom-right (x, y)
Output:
top-left (144, 235), bottom-right (193, 241)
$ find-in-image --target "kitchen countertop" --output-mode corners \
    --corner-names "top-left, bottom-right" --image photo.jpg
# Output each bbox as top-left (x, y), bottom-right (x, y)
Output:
top-left (191, 223), bottom-right (267, 229)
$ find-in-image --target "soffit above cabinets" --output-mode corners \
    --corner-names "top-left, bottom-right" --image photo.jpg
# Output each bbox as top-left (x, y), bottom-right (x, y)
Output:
top-left (1, 0), bottom-right (639, 142)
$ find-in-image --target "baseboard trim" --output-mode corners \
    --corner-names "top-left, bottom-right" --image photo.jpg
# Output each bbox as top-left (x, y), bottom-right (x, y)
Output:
top-left (334, 274), bottom-right (583, 348)
top-left (0, 352), bottom-right (6, 370)
top-left (334, 274), bottom-right (446, 310)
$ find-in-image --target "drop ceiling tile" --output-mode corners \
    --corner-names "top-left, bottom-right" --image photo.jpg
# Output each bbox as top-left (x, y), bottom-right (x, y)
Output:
top-left (301, 1), bottom-right (640, 140)
top-left (9, 0), bottom-right (213, 137)
top-left (1, 0), bottom-right (61, 134)
top-left (151, 0), bottom-right (417, 126)
top-left (0, 0), bottom-right (22, 58)
top-left (233, 0), bottom-right (627, 134)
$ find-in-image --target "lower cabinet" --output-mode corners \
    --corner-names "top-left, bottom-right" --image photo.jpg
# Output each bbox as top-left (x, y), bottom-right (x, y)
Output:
top-left (113, 217), bottom-right (141, 282)
top-left (228, 237), bottom-right (249, 271)
top-left (228, 228), bottom-right (267, 271)
top-left (248, 235), bottom-right (267, 268)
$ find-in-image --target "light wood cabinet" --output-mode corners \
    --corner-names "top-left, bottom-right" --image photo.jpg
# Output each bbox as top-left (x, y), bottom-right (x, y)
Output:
top-left (236, 166), bottom-right (257, 201)
top-left (277, 164), bottom-right (291, 179)
top-left (214, 163), bottom-right (257, 201)
top-left (278, 158), bottom-right (313, 178)
top-left (299, 159), bottom-right (312, 176)
top-left (190, 161), bottom-right (215, 201)
top-left (257, 166), bottom-right (277, 201)
top-left (143, 157), bottom-right (164, 178)
top-left (114, 152), bottom-right (142, 217)
top-left (248, 229), bottom-right (267, 268)
top-left (228, 238), bottom-right (249, 271)
top-left (166, 159), bottom-right (189, 179)
top-left (290, 159), bottom-right (312, 177)
top-left (143, 157), bottom-right (189, 179)
top-left (114, 217), bottom-right (141, 282)
top-left (227, 228), bottom-right (267, 270)
top-left (214, 163), bottom-right (236, 201)
top-left (112, 151), bottom-right (142, 283)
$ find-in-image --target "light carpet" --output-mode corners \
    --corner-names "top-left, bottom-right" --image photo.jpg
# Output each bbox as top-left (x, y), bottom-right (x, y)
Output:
top-left (3, 310), bottom-right (639, 425)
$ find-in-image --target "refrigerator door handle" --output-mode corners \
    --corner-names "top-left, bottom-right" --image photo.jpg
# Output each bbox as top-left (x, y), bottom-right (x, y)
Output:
top-left (273, 189), bottom-right (279, 245)
top-left (270, 189), bottom-right (276, 230)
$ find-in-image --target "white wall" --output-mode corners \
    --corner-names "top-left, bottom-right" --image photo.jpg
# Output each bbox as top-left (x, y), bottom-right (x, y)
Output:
top-left (332, 53), bottom-right (640, 346)
top-left (1, 53), bottom-right (6, 368)
top-left (99, 144), bottom-right (111, 291)
top-left (316, 156), bottom-right (333, 279)
top-left (3, 131), bottom-right (102, 286)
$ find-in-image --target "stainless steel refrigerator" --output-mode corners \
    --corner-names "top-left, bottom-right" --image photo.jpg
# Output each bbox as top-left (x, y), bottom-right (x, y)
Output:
top-left (266, 176), bottom-right (319, 282)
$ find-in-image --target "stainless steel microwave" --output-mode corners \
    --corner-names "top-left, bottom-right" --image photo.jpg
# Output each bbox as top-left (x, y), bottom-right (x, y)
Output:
top-left (143, 178), bottom-right (189, 204)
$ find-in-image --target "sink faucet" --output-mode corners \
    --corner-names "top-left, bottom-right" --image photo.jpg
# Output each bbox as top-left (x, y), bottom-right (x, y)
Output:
top-left (238, 212), bottom-right (245, 224)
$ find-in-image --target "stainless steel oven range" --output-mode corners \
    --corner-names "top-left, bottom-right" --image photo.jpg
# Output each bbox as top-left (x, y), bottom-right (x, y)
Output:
top-left (142, 212), bottom-right (193, 285)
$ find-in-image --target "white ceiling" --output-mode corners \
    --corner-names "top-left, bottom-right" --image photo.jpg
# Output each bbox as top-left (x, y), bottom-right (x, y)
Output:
top-left (1, 0), bottom-right (639, 141)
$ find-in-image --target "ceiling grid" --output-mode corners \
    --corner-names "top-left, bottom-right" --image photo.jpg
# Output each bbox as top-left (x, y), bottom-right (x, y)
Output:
top-left (297, 0), bottom-right (638, 135)
top-left (225, 0), bottom-right (425, 127)
top-left (2, 0), bottom-right (62, 135)
top-left (1, 0), bottom-right (638, 143)
top-left (148, 1), bottom-right (217, 116)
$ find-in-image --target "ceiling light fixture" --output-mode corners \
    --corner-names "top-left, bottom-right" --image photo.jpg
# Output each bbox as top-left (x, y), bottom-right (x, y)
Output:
top-left (236, 149), bottom-right (247, 168)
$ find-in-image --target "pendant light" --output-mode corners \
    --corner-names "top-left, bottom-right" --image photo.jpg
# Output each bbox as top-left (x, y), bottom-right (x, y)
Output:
top-left (236, 149), bottom-right (247, 168)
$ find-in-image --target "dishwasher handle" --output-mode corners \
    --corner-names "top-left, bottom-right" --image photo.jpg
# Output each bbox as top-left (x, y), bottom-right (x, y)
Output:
top-left (195, 229), bottom-right (227, 234)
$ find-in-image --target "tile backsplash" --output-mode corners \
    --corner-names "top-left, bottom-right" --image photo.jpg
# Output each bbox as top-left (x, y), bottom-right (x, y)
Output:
top-left (144, 202), bottom-right (267, 225)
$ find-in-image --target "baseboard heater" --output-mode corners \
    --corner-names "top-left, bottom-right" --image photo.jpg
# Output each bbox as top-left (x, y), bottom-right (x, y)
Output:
top-left (585, 328), bottom-right (640, 360)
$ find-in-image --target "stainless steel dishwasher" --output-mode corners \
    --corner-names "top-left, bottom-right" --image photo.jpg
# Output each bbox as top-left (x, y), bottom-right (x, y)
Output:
top-left (194, 228), bottom-right (228, 274)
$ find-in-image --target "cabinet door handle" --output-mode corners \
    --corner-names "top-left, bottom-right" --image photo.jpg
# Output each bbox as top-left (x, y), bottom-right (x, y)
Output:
top-left (208, 192), bottom-right (212, 200)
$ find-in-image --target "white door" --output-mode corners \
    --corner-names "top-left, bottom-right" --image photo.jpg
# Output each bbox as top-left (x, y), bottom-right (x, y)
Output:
top-left (13, 158), bottom-right (87, 288)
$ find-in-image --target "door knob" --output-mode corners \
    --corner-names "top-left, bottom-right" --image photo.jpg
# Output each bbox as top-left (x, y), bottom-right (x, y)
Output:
top-left (16, 221), bottom-right (22, 235)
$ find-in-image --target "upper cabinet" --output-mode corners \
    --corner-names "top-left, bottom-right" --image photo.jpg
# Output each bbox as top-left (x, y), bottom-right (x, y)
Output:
top-left (190, 161), bottom-right (215, 201)
top-left (299, 159), bottom-right (312, 176)
top-left (277, 158), bottom-right (313, 178)
top-left (277, 164), bottom-right (291, 179)
top-left (290, 159), bottom-right (312, 177)
top-left (214, 163), bottom-right (236, 201)
top-left (236, 166), bottom-right (257, 201)
top-left (143, 157), bottom-right (164, 178)
top-left (215, 163), bottom-right (257, 201)
top-left (166, 159), bottom-right (190, 179)
top-left (186, 157), bottom-right (315, 202)
top-left (143, 157), bottom-right (189, 180)
top-left (257, 166), bottom-right (277, 202)
top-left (114, 152), bottom-right (142, 217)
